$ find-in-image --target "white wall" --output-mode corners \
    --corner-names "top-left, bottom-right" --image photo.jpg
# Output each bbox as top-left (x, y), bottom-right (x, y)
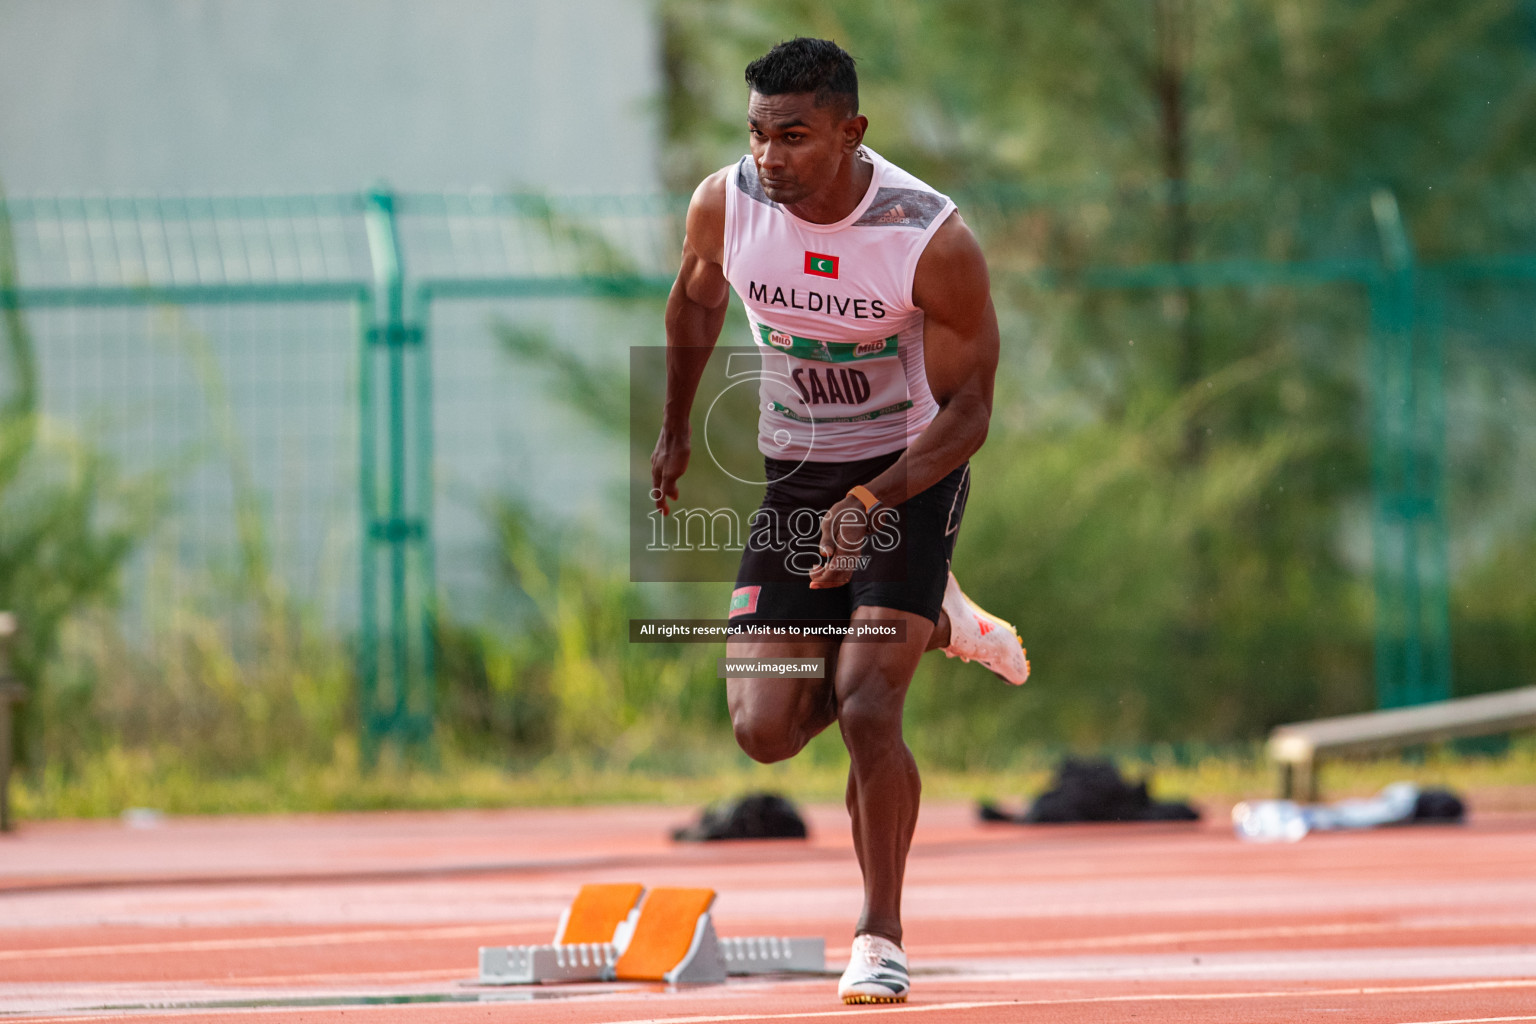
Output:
top-left (0, 0), bottom-right (661, 195)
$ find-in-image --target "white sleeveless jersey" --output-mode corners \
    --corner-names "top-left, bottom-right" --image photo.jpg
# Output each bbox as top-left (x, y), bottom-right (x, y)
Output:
top-left (722, 147), bottom-right (956, 462)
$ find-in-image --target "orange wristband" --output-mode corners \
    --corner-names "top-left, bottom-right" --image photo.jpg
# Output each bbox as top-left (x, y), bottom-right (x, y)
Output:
top-left (847, 485), bottom-right (881, 511)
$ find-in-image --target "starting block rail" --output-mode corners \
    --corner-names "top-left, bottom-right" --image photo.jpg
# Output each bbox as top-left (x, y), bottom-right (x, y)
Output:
top-left (717, 934), bottom-right (825, 974)
top-left (479, 941), bottom-right (620, 985)
top-left (476, 883), bottom-right (825, 986)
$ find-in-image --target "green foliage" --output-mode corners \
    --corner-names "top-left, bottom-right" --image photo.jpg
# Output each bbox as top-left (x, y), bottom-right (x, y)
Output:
top-left (12, 4), bottom-right (1536, 811)
top-left (486, 284), bottom-right (1371, 757)
top-left (435, 497), bottom-right (728, 764)
top-left (908, 350), bottom-right (1373, 762)
top-left (660, 1), bottom-right (1536, 213)
top-left (40, 592), bottom-right (350, 775)
top-left (646, 0), bottom-right (1536, 753)
top-left (498, 322), bottom-right (632, 439)
top-left (17, 732), bottom-right (1536, 820)
top-left (13, 296), bottom-right (348, 779)
top-left (0, 188), bottom-right (164, 767)
top-left (435, 316), bottom-right (732, 764)
top-left (0, 434), bottom-right (158, 738)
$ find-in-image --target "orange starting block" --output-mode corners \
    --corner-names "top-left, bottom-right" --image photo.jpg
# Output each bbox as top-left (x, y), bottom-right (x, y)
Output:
top-left (477, 883), bottom-right (825, 985)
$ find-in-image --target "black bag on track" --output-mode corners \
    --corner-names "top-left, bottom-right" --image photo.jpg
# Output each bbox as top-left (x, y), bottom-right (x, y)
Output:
top-left (979, 757), bottom-right (1200, 824)
top-left (671, 792), bottom-right (809, 841)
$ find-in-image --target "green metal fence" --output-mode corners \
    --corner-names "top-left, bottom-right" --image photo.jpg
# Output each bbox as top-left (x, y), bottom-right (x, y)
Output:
top-left (1, 188), bottom-right (680, 756)
top-left (2, 184), bottom-right (1532, 750)
top-left (1060, 188), bottom-right (1536, 709)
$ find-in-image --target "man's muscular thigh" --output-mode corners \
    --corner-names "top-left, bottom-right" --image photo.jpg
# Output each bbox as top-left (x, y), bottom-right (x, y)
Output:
top-left (833, 607), bottom-right (934, 748)
top-left (726, 637), bottom-right (841, 764)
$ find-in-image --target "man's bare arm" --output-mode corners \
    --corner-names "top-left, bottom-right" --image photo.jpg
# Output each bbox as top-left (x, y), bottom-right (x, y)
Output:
top-left (652, 170), bottom-right (731, 514)
top-left (891, 211), bottom-right (998, 496)
top-left (809, 211), bottom-right (998, 587)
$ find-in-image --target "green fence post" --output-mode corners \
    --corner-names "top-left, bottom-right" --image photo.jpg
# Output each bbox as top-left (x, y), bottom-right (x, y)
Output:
top-left (416, 288), bottom-right (437, 759)
top-left (1368, 190), bottom-right (1452, 709)
top-left (356, 281), bottom-right (379, 766)
top-left (361, 186), bottom-right (435, 762)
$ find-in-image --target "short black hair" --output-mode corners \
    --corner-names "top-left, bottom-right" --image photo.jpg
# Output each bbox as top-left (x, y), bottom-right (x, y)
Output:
top-left (744, 37), bottom-right (858, 116)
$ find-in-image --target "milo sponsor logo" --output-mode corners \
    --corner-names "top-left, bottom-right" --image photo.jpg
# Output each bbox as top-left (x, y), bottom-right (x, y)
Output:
top-left (754, 323), bottom-right (899, 364)
top-left (854, 338), bottom-right (888, 358)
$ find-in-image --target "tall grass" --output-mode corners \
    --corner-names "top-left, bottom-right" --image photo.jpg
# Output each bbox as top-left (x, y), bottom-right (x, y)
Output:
top-left (1, 185), bottom-right (164, 770)
top-left (5, 289), bottom-right (350, 783)
top-left (17, 726), bottom-right (1536, 820)
top-left (437, 498), bottom-right (727, 766)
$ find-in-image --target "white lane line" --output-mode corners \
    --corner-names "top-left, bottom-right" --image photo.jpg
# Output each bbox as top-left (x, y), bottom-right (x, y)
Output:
top-left (222, 968), bottom-right (469, 985)
top-left (2, 1011), bottom-right (319, 1022)
top-left (600, 978), bottom-right (1536, 1024)
top-left (1394, 1018), bottom-right (1536, 1024)
top-left (922, 946), bottom-right (1536, 983)
top-left (9, 979), bottom-right (1536, 1023)
top-left (919, 917), bottom-right (1528, 955)
top-left (0, 923), bottom-right (547, 962)
top-left (11, 917), bottom-right (1520, 966)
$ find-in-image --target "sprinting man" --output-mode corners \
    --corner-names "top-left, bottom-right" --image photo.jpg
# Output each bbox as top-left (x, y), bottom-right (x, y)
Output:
top-left (651, 37), bottom-right (1027, 1004)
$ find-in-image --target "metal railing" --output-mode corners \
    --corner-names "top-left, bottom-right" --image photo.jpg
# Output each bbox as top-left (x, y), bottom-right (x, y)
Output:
top-left (1, 187), bottom-right (682, 756)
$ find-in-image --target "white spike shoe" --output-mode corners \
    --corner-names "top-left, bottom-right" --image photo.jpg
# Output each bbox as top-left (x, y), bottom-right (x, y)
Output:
top-left (940, 571), bottom-right (1030, 685)
top-left (838, 933), bottom-right (909, 1004)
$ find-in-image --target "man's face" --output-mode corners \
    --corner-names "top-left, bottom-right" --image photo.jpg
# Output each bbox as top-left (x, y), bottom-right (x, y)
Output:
top-left (747, 91), bottom-right (863, 206)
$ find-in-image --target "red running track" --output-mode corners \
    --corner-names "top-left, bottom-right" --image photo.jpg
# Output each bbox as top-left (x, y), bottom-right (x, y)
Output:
top-left (2, 801), bottom-right (1534, 1023)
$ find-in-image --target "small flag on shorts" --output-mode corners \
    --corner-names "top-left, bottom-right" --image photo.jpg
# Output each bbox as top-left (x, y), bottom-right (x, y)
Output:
top-left (729, 586), bottom-right (761, 618)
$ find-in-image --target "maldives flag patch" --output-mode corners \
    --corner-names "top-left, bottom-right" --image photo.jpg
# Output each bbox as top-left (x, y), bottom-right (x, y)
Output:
top-left (728, 585), bottom-right (761, 618)
top-left (804, 251), bottom-right (839, 279)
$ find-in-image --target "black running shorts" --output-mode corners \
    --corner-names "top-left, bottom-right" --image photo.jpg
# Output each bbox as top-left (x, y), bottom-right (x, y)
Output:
top-left (729, 449), bottom-right (970, 626)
